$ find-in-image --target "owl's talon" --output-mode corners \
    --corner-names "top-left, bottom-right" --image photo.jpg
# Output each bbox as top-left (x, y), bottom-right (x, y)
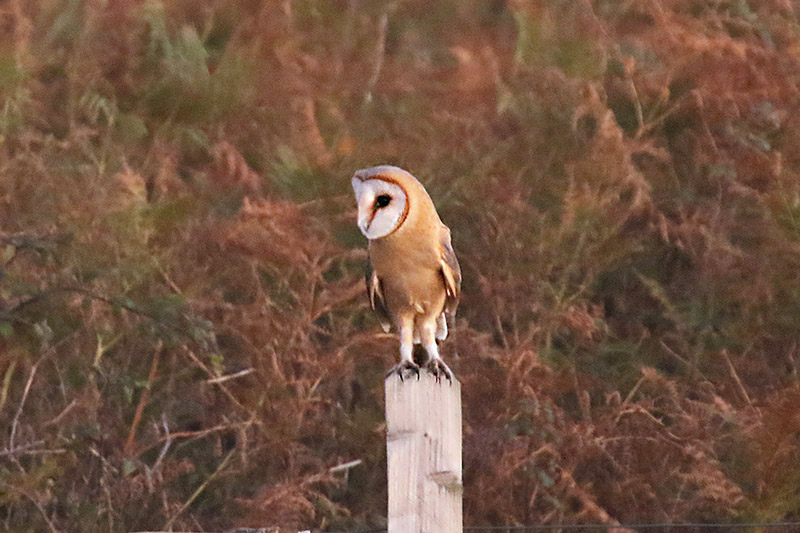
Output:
top-left (387, 361), bottom-right (420, 381)
top-left (425, 359), bottom-right (453, 384)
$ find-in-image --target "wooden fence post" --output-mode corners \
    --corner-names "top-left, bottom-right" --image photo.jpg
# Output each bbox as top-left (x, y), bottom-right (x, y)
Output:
top-left (385, 372), bottom-right (462, 533)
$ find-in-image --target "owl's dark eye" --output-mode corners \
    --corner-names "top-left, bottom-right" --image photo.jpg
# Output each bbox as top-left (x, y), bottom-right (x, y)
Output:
top-left (375, 194), bottom-right (392, 208)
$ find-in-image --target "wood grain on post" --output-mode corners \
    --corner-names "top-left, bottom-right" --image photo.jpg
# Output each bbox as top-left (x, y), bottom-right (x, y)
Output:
top-left (385, 372), bottom-right (462, 533)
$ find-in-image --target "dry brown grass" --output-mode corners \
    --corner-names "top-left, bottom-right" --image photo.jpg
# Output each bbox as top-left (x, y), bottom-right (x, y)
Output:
top-left (0, 0), bottom-right (799, 531)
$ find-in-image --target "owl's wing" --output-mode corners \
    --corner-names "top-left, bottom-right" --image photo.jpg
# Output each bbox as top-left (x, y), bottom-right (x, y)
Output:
top-left (439, 224), bottom-right (461, 321)
top-left (365, 259), bottom-right (392, 332)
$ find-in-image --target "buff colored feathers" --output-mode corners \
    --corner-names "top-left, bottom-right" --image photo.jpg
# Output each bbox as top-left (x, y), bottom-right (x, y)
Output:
top-left (352, 166), bottom-right (461, 381)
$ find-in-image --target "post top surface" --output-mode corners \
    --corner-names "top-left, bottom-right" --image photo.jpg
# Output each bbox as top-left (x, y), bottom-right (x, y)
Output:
top-left (384, 371), bottom-right (461, 387)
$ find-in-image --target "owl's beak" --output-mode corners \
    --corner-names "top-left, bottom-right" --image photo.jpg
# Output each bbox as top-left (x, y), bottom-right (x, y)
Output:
top-left (357, 204), bottom-right (377, 235)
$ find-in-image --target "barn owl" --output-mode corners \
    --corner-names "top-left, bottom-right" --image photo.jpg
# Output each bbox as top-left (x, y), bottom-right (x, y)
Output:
top-left (351, 165), bottom-right (461, 381)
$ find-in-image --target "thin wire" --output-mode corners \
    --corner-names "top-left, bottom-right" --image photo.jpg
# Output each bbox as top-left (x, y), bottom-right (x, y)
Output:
top-left (315, 529), bottom-right (385, 533)
top-left (464, 523), bottom-right (800, 530)
top-left (322, 521), bottom-right (800, 533)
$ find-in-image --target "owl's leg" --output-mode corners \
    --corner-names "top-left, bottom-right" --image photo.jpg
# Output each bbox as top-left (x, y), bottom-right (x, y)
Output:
top-left (420, 320), bottom-right (453, 383)
top-left (435, 312), bottom-right (448, 341)
top-left (386, 312), bottom-right (419, 381)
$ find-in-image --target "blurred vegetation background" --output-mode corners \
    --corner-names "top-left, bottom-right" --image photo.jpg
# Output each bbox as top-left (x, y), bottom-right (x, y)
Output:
top-left (1, 0), bottom-right (800, 531)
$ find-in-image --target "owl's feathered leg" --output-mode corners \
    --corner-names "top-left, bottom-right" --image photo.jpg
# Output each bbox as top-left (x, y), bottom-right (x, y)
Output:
top-left (386, 313), bottom-right (419, 381)
top-left (420, 320), bottom-right (453, 383)
top-left (435, 312), bottom-right (448, 341)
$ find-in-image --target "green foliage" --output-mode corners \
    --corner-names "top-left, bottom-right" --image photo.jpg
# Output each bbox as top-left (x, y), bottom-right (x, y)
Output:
top-left (139, 0), bottom-right (254, 127)
top-left (511, 3), bottom-right (606, 78)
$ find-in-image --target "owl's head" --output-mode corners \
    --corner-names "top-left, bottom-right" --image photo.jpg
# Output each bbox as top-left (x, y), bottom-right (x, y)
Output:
top-left (351, 165), bottom-right (418, 240)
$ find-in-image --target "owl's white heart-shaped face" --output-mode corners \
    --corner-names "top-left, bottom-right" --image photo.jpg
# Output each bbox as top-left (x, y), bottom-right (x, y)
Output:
top-left (352, 177), bottom-right (408, 240)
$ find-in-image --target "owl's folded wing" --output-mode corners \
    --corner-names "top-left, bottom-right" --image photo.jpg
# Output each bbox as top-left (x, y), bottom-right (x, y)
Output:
top-left (439, 224), bottom-right (461, 321)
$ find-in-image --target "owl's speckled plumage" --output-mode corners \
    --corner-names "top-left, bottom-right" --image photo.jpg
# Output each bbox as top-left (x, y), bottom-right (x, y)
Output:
top-left (352, 165), bottom-right (461, 381)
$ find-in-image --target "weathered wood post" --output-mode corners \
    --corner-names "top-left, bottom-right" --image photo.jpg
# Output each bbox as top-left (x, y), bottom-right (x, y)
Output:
top-left (385, 372), bottom-right (463, 532)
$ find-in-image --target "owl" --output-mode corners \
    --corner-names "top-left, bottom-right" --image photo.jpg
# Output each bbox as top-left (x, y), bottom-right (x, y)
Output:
top-left (351, 165), bottom-right (461, 381)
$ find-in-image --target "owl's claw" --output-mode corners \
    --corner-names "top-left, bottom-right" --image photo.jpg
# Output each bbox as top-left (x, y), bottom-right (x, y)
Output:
top-left (387, 360), bottom-right (420, 381)
top-left (425, 358), bottom-right (453, 384)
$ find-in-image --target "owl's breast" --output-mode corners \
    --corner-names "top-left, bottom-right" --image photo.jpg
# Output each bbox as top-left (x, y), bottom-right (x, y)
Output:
top-left (369, 233), bottom-right (445, 317)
